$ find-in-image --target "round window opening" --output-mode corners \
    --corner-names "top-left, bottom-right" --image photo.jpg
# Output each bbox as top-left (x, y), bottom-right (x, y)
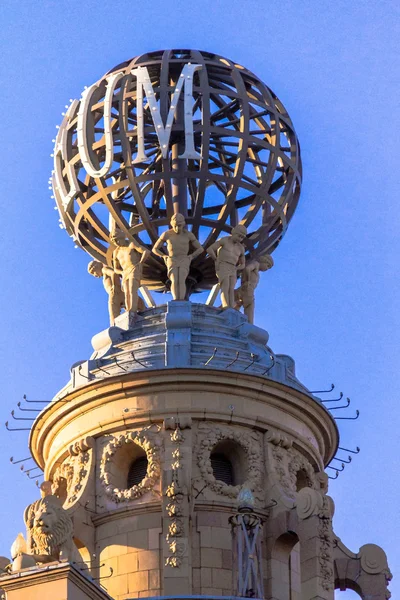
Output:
top-left (107, 441), bottom-right (148, 491)
top-left (128, 456), bottom-right (148, 488)
top-left (210, 439), bottom-right (247, 486)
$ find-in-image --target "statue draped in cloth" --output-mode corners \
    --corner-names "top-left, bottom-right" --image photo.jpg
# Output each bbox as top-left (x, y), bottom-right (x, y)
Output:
top-left (111, 231), bottom-right (150, 313)
top-left (152, 213), bottom-right (204, 300)
top-left (207, 225), bottom-right (247, 309)
top-left (235, 255), bottom-right (274, 324)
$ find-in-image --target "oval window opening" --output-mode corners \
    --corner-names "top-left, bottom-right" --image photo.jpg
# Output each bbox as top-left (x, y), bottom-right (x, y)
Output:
top-left (211, 452), bottom-right (234, 486)
top-left (127, 456), bottom-right (148, 488)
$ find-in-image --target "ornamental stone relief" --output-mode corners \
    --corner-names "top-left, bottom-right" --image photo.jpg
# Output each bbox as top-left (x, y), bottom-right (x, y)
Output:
top-left (100, 426), bottom-right (162, 502)
top-left (51, 436), bottom-right (94, 507)
top-left (197, 422), bottom-right (264, 500)
top-left (264, 428), bottom-right (326, 506)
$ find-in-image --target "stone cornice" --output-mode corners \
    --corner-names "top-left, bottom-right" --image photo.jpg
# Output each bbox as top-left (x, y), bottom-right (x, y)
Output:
top-left (29, 369), bottom-right (338, 470)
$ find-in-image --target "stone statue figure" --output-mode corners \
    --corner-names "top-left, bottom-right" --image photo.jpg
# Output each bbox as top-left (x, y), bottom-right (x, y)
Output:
top-left (111, 231), bottom-right (150, 313)
top-left (10, 495), bottom-right (81, 571)
top-left (235, 255), bottom-right (274, 324)
top-left (152, 213), bottom-right (204, 300)
top-left (207, 224), bottom-right (247, 309)
top-left (88, 260), bottom-right (125, 326)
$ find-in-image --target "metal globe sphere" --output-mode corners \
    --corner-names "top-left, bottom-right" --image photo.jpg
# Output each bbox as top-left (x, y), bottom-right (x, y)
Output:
top-left (52, 49), bottom-right (302, 292)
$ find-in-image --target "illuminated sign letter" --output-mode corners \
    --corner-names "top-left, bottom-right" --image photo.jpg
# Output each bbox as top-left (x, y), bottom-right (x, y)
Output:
top-left (132, 63), bottom-right (202, 163)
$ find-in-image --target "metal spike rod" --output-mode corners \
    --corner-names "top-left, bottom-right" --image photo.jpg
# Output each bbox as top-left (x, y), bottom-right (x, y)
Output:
top-left (327, 463), bottom-right (345, 472)
top-left (327, 398), bottom-right (351, 410)
top-left (226, 351), bottom-right (240, 368)
top-left (5, 421), bottom-right (31, 432)
top-left (335, 410), bottom-right (360, 420)
top-left (321, 392), bottom-right (344, 403)
top-left (243, 353), bottom-right (258, 372)
top-left (327, 470), bottom-right (339, 480)
top-left (11, 411), bottom-right (35, 421)
top-left (17, 402), bottom-right (41, 413)
top-left (310, 383), bottom-right (335, 394)
top-left (22, 394), bottom-right (47, 404)
top-left (204, 347), bottom-right (217, 366)
top-left (332, 455), bottom-right (352, 464)
top-left (262, 354), bottom-right (275, 375)
top-left (10, 456), bottom-right (32, 464)
top-left (131, 352), bottom-right (147, 368)
top-left (338, 445), bottom-right (360, 454)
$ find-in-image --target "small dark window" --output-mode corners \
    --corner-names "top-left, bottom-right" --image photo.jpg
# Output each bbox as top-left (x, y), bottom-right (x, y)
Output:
top-left (211, 453), bottom-right (234, 486)
top-left (127, 456), bottom-right (148, 488)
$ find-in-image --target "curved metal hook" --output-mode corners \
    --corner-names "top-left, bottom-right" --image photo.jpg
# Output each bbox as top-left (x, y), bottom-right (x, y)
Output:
top-left (327, 463), bottom-right (345, 472)
top-left (131, 352), bottom-right (147, 368)
top-left (327, 398), bottom-right (351, 411)
top-left (10, 456), bottom-right (32, 464)
top-left (244, 353), bottom-right (258, 371)
top-left (11, 410), bottom-right (35, 422)
top-left (78, 364), bottom-right (92, 379)
top-left (5, 421), bottom-right (30, 431)
top-left (262, 354), bottom-right (275, 375)
top-left (22, 394), bottom-right (47, 404)
top-left (332, 455), bottom-right (352, 464)
top-left (335, 410), bottom-right (360, 420)
top-left (226, 351), bottom-right (240, 368)
top-left (96, 360), bottom-right (110, 375)
top-left (338, 445), bottom-right (360, 454)
top-left (17, 402), bottom-right (40, 413)
top-left (321, 392), bottom-right (344, 403)
top-left (310, 383), bottom-right (335, 394)
top-left (204, 347), bottom-right (217, 366)
top-left (327, 470), bottom-right (339, 480)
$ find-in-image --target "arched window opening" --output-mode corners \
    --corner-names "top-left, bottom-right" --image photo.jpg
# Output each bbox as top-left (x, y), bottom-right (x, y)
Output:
top-left (270, 532), bottom-right (301, 600)
top-left (127, 455), bottom-right (148, 488)
top-left (211, 453), bottom-right (234, 485)
top-left (334, 590), bottom-right (362, 598)
top-left (296, 469), bottom-right (311, 492)
top-left (210, 438), bottom-right (248, 486)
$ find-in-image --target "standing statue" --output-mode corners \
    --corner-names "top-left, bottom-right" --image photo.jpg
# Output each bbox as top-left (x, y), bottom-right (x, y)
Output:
top-left (235, 255), bottom-right (274, 324)
top-left (111, 231), bottom-right (150, 313)
top-left (152, 213), bottom-right (204, 300)
top-left (207, 224), bottom-right (247, 309)
top-left (88, 260), bottom-right (125, 326)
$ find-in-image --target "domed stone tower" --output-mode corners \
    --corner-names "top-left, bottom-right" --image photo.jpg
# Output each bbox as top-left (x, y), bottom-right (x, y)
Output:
top-left (0, 50), bottom-right (391, 600)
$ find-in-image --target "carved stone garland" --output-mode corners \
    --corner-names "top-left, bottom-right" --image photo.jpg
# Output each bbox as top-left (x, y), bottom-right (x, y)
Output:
top-left (164, 421), bottom-right (189, 568)
top-left (51, 437), bottom-right (94, 506)
top-left (100, 426), bottom-right (161, 502)
top-left (197, 423), bottom-right (263, 500)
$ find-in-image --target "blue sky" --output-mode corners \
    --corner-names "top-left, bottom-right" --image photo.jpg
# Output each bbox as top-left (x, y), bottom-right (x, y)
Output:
top-left (0, 1), bottom-right (398, 597)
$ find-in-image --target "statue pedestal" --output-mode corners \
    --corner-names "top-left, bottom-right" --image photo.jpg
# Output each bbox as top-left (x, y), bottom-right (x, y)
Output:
top-left (0, 562), bottom-right (112, 600)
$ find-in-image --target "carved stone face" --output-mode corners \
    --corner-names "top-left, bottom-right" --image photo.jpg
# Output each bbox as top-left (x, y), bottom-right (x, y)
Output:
top-left (33, 505), bottom-right (58, 534)
top-left (171, 214), bottom-right (186, 233)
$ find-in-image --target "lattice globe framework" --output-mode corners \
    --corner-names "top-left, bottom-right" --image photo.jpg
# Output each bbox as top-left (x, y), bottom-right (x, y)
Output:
top-left (52, 49), bottom-right (302, 292)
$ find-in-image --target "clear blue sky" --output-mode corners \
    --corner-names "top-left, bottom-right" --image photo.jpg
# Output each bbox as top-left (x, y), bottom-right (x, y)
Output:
top-left (0, 1), bottom-right (398, 597)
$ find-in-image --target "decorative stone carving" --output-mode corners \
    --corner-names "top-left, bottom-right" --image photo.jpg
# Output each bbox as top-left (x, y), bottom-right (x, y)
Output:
top-left (50, 436), bottom-right (94, 506)
top-left (296, 487), bottom-right (324, 520)
top-left (207, 225), bottom-right (247, 308)
top-left (100, 427), bottom-right (161, 502)
top-left (153, 213), bottom-right (204, 300)
top-left (10, 495), bottom-right (81, 570)
top-left (317, 495), bottom-right (335, 591)
top-left (164, 423), bottom-right (187, 568)
top-left (197, 423), bottom-right (263, 500)
top-left (235, 255), bottom-right (274, 324)
top-left (359, 544), bottom-right (391, 575)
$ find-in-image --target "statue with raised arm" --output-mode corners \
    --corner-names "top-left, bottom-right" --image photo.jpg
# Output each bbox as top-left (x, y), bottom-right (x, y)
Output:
top-left (88, 260), bottom-right (125, 326)
top-left (236, 255), bottom-right (274, 324)
top-left (152, 213), bottom-right (204, 300)
top-left (111, 231), bottom-right (150, 313)
top-left (207, 224), bottom-right (247, 309)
